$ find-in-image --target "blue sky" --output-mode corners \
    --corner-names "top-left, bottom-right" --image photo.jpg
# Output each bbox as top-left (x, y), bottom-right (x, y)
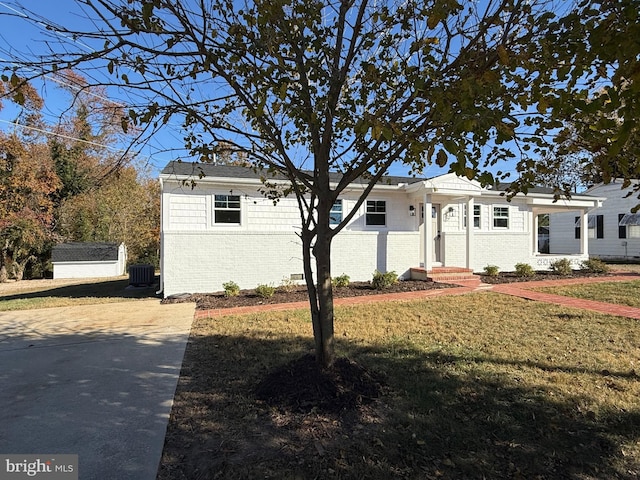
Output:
top-left (0, 0), bottom-right (520, 181)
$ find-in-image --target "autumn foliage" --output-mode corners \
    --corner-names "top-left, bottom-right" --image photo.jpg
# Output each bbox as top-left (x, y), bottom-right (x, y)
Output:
top-left (0, 74), bottom-right (159, 281)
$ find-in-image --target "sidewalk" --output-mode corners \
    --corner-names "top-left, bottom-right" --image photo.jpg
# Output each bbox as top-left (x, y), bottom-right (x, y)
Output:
top-left (195, 273), bottom-right (640, 320)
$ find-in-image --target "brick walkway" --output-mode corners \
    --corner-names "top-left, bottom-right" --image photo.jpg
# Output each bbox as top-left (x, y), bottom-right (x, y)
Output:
top-left (490, 273), bottom-right (640, 319)
top-left (194, 272), bottom-right (640, 320)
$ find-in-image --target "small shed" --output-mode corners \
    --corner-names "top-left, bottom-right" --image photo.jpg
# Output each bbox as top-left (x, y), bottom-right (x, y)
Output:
top-left (51, 242), bottom-right (127, 279)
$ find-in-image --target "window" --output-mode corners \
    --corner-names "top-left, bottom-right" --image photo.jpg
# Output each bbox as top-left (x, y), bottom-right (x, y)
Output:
top-left (463, 204), bottom-right (481, 228)
top-left (330, 200), bottom-right (343, 225)
top-left (493, 206), bottom-right (509, 228)
top-left (574, 214), bottom-right (603, 239)
top-left (619, 213), bottom-right (640, 238)
top-left (366, 200), bottom-right (386, 226)
top-left (619, 213), bottom-right (627, 239)
top-left (214, 194), bottom-right (241, 224)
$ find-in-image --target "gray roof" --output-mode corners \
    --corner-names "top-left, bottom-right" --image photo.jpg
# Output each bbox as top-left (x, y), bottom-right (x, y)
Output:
top-left (160, 161), bottom-right (425, 186)
top-left (494, 182), bottom-right (564, 195)
top-left (51, 243), bottom-right (121, 263)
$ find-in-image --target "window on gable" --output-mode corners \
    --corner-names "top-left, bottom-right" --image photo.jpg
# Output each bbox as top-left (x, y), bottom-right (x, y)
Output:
top-left (493, 206), bottom-right (509, 228)
top-left (330, 200), bottom-right (343, 225)
top-left (366, 200), bottom-right (386, 226)
top-left (214, 194), bottom-right (241, 224)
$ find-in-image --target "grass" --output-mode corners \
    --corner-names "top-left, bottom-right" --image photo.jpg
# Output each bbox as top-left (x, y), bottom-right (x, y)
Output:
top-left (0, 278), bottom-right (159, 311)
top-left (534, 280), bottom-right (640, 308)
top-left (158, 292), bottom-right (640, 479)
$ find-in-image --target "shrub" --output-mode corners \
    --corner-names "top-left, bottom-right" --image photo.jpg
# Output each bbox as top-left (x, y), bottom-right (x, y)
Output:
top-left (332, 274), bottom-right (350, 288)
top-left (371, 270), bottom-right (398, 290)
top-left (278, 276), bottom-right (297, 293)
top-left (550, 258), bottom-right (573, 276)
top-left (255, 284), bottom-right (276, 299)
top-left (514, 263), bottom-right (535, 278)
top-left (581, 258), bottom-right (610, 274)
top-left (483, 265), bottom-right (499, 277)
top-left (222, 281), bottom-right (240, 297)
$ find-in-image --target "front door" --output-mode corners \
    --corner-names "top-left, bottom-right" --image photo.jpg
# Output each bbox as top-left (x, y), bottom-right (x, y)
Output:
top-left (432, 204), bottom-right (441, 263)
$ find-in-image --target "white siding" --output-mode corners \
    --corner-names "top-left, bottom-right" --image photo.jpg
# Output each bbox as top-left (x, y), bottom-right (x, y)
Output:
top-left (549, 181), bottom-right (640, 259)
top-left (53, 261), bottom-right (124, 279)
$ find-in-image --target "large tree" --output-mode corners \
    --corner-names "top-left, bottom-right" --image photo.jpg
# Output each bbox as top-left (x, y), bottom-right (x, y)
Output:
top-left (57, 165), bottom-right (160, 265)
top-left (1, 0), bottom-right (633, 367)
top-left (0, 80), bottom-right (60, 281)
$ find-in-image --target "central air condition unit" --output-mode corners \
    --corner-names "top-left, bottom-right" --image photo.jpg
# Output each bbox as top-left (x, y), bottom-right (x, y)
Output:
top-left (129, 264), bottom-right (155, 286)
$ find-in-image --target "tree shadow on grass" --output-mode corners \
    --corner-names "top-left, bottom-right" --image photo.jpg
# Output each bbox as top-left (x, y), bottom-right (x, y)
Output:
top-left (158, 332), bottom-right (640, 480)
top-left (0, 277), bottom-right (160, 302)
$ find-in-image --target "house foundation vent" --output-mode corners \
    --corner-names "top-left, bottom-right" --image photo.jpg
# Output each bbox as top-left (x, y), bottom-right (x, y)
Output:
top-left (129, 264), bottom-right (155, 286)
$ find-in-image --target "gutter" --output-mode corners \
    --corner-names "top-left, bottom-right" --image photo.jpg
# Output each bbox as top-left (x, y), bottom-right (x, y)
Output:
top-left (156, 177), bottom-right (164, 296)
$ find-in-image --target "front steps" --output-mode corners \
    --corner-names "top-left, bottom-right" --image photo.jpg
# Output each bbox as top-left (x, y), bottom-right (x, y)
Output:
top-left (410, 266), bottom-right (480, 285)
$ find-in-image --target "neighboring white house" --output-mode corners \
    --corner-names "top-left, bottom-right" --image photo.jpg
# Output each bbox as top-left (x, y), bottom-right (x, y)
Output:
top-left (51, 242), bottom-right (127, 279)
top-left (549, 180), bottom-right (640, 260)
top-left (159, 161), bottom-right (603, 296)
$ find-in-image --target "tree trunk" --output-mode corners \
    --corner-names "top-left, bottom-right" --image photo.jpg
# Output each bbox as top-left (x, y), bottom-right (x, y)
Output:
top-left (312, 226), bottom-right (335, 369)
top-left (0, 249), bottom-right (8, 283)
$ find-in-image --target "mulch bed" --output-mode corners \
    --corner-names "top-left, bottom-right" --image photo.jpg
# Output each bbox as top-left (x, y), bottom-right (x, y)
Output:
top-left (161, 270), bottom-right (622, 310)
top-left (162, 279), bottom-right (454, 310)
top-left (479, 270), bottom-right (615, 284)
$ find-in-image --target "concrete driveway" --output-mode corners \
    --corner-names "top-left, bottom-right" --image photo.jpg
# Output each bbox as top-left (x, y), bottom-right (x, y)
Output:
top-left (0, 299), bottom-right (195, 480)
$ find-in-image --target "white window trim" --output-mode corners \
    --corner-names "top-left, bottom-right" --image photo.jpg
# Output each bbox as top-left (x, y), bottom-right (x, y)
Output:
top-left (330, 199), bottom-right (343, 226)
top-left (464, 204), bottom-right (481, 229)
top-left (492, 206), bottom-right (509, 229)
top-left (365, 199), bottom-right (387, 227)
top-left (213, 193), bottom-right (242, 225)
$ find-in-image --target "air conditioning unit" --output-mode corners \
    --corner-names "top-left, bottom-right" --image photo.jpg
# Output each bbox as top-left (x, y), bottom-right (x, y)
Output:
top-left (129, 264), bottom-right (155, 286)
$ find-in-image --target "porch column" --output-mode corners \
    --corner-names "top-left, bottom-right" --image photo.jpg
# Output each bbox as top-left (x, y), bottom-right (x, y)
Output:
top-left (424, 193), bottom-right (433, 271)
top-left (533, 211), bottom-right (539, 254)
top-left (580, 210), bottom-right (589, 255)
top-left (466, 196), bottom-right (474, 270)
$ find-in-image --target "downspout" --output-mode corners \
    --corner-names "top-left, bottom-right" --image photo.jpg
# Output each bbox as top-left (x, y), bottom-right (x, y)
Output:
top-left (156, 177), bottom-right (164, 296)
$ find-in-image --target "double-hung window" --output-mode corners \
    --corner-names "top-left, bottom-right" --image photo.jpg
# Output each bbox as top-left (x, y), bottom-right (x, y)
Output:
top-left (366, 200), bottom-right (386, 226)
top-left (463, 204), bottom-right (481, 228)
top-left (214, 194), bottom-right (241, 224)
top-left (330, 200), bottom-right (343, 225)
top-left (493, 206), bottom-right (509, 228)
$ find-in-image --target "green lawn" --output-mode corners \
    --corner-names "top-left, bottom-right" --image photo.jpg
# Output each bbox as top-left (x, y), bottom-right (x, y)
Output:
top-left (535, 280), bottom-right (640, 308)
top-left (158, 292), bottom-right (640, 479)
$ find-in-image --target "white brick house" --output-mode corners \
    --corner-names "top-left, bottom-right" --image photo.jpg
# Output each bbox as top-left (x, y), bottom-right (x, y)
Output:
top-left (159, 161), bottom-right (602, 296)
top-left (549, 180), bottom-right (640, 260)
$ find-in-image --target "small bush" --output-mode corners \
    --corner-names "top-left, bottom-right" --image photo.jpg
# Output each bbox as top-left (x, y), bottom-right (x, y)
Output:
top-left (550, 258), bottom-right (573, 276)
top-left (483, 265), bottom-right (500, 277)
top-left (278, 277), bottom-right (297, 293)
top-left (255, 284), bottom-right (276, 299)
top-left (222, 281), bottom-right (240, 297)
top-left (581, 258), bottom-right (611, 274)
top-left (514, 263), bottom-right (535, 278)
top-left (332, 274), bottom-right (350, 288)
top-left (371, 270), bottom-right (398, 290)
